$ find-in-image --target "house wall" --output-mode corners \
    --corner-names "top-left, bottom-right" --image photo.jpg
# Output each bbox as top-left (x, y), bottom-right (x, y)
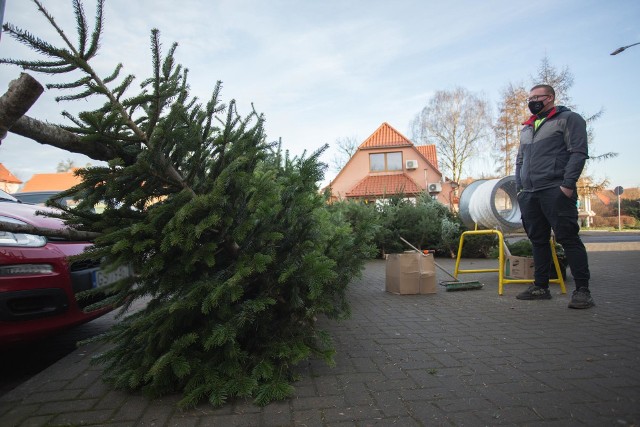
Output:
top-left (329, 146), bottom-right (453, 205)
top-left (1, 182), bottom-right (21, 193)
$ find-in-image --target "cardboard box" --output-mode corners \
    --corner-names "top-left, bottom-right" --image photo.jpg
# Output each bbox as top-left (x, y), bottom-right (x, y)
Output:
top-left (504, 255), bottom-right (535, 279)
top-left (385, 252), bottom-right (436, 294)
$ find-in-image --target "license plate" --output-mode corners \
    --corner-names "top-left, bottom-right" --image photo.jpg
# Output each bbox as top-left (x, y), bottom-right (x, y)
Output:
top-left (92, 265), bottom-right (132, 288)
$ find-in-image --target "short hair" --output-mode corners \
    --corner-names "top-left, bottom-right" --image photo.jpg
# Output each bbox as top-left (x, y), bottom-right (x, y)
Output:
top-left (530, 84), bottom-right (555, 97)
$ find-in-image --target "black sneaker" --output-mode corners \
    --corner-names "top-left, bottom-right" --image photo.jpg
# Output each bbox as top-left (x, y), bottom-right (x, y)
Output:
top-left (516, 285), bottom-right (552, 300)
top-left (568, 287), bottom-right (595, 309)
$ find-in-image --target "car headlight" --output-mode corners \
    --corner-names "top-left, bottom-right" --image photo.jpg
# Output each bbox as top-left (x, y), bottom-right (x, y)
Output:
top-left (0, 216), bottom-right (47, 247)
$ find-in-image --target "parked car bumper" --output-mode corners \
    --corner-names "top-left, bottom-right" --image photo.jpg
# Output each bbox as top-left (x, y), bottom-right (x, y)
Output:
top-left (0, 242), bottom-right (111, 346)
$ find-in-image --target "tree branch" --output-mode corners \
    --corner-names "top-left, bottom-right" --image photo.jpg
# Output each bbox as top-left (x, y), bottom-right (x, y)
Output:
top-left (0, 72), bottom-right (135, 162)
top-left (10, 114), bottom-right (135, 163)
top-left (0, 73), bottom-right (44, 141)
top-left (0, 221), bottom-right (100, 241)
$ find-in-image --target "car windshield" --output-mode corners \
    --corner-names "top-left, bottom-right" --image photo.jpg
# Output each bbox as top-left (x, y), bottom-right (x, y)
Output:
top-left (13, 191), bottom-right (108, 213)
top-left (0, 189), bottom-right (19, 203)
top-left (13, 192), bottom-right (78, 208)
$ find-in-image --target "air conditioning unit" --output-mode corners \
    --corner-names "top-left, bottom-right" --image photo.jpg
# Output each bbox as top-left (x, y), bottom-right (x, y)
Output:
top-left (428, 182), bottom-right (442, 193)
top-left (405, 160), bottom-right (418, 170)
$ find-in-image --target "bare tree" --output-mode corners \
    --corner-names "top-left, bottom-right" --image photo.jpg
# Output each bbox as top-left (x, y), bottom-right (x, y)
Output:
top-left (492, 83), bottom-right (528, 176)
top-left (532, 56), bottom-right (574, 107)
top-left (410, 87), bottom-right (491, 183)
top-left (331, 135), bottom-right (359, 172)
top-left (56, 158), bottom-right (76, 172)
top-left (531, 56), bottom-right (616, 181)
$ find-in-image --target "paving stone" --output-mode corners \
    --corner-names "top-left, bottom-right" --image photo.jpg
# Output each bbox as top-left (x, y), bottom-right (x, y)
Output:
top-left (198, 412), bottom-right (261, 426)
top-left (232, 398), bottom-right (263, 414)
top-left (322, 404), bottom-right (384, 423)
top-left (291, 395), bottom-right (345, 411)
top-left (66, 369), bottom-right (103, 390)
top-left (29, 379), bottom-right (70, 393)
top-left (0, 403), bottom-right (42, 426)
top-left (166, 414), bottom-right (200, 427)
top-left (261, 400), bottom-right (293, 426)
top-left (292, 383), bottom-right (317, 398)
top-left (359, 416), bottom-right (422, 426)
top-left (19, 415), bottom-right (55, 427)
top-left (404, 401), bottom-right (449, 425)
top-left (22, 388), bottom-right (82, 404)
top-left (51, 408), bottom-right (116, 425)
top-left (292, 408), bottom-right (324, 427)
top-left (94, 389), bottom-right (129, 410)
top-left (341, 381), bottom-right (373, 407)
top-left (372, 390), bottom-right (408, 418)
top-left (109, 393), bottom-right (151, 422)
top-left (36, 397), bottom-right (98, 415)
top-left (80, 377), bottom-right (112, 399)
top-left (314, 375), bottom-right (343, 396)
top-left (138, 398), bottom-right (177, 426)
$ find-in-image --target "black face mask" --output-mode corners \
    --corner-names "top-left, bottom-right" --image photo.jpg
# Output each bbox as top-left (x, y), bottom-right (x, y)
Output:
top-left (528, 100), bottom-right (545, 115)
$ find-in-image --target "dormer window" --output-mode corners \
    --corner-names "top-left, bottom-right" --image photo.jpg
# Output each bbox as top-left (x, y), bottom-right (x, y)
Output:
top-left (370, 152), bottom-right (402, 172)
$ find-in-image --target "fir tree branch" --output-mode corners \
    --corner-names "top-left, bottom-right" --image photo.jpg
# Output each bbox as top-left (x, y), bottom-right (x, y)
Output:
top-left (0, 23), bottom-right (71, 63)
top-left (73, 0), bottom-right (89, 55)
top-left (0, 62), bottom-right (79, 75)
top-left (144, 29), bottom-right (163, 142)
top-left (85, 0), bottom-right (105, 59)
top-left (103, 64), bottom-right (124, 84)
top-left (33, 0), bottom-right (81, 58)
top-left (72, 45), bottom-right (195, 196)
top-left (48, 76), bottom-right (93, 90)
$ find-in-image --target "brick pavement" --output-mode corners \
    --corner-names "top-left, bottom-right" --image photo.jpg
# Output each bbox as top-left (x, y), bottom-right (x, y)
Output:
top-left (1, 248), bottom-right (639, 426)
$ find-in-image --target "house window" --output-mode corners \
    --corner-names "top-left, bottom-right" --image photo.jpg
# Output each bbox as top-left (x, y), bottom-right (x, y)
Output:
top-left (369, 152), bottom-right (402, 172)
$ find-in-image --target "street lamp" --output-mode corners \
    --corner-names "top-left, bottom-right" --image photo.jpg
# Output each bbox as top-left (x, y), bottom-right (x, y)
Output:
top-left (610, 42), bottom-right (640, 55)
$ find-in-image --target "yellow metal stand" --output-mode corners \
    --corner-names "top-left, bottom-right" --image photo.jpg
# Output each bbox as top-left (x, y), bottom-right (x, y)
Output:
top-left (453, 229), bottom-right (566, 295)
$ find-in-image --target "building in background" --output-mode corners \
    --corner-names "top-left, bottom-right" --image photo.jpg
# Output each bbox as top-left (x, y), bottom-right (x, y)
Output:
top-left (326, 122), bottom-right (456, 209)
top-left (0, 163), bottom-right (22, 193)
top-left (20, 169), bottom-right (82, 192)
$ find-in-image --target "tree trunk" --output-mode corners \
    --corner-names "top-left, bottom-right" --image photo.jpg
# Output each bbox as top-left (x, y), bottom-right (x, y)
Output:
top-left (0, 73), bottom-right (43, 141)
top-left (10, 114), bottom-right (132, 162)
top-left (0, 72), bottom-right (135, 163)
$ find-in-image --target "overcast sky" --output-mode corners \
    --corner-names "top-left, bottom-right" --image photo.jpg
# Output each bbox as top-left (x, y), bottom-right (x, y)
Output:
top-left (1, 0), bottom-right (639, 190)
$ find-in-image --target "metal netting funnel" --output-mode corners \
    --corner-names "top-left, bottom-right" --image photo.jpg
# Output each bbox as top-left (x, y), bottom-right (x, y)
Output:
top-left (458, 176), bottom-right (523, 231)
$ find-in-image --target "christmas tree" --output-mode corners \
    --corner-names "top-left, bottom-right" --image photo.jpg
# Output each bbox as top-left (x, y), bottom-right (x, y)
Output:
top-left (1, 0), bottom-right (375, 406)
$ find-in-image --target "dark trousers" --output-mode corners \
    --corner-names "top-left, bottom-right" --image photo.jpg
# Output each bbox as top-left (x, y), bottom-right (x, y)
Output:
top-left (518, 187), bottom-right (590, 289)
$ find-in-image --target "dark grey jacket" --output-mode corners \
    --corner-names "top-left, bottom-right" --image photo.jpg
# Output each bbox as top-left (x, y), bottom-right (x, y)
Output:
top-left (515, 106), bottom-right (588, 193)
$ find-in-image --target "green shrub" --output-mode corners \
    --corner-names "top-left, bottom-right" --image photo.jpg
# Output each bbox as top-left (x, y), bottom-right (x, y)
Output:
top-left (374, 194), bottom-right (457, 255)
top-left (459, 234), bottom-right (499, 258)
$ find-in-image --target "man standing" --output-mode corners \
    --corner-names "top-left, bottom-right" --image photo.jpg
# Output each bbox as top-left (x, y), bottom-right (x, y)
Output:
top-left (515, 84), bottom-right (594, 309)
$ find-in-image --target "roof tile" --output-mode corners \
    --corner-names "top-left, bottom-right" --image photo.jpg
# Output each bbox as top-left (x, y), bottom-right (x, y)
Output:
top-left (359, 122), bottom-right (413, 149)
top-left (416, 145), bottom-right (438, 170)
top-left (0, 163), bottom-right (22, 184)
top-left (346, 173), bottom-right (422, 198)
top-left (21, 171), bottom-right (82, 192)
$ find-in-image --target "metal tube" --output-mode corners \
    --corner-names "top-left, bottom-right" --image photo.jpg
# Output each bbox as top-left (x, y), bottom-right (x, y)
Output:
top-left (458, 176), bottom-right (522, 231)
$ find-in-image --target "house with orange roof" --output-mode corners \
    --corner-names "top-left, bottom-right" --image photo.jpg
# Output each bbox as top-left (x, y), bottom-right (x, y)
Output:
top-left (20, 169), bottom-right (83, 192)
top-left (326, 122), bottom-right (455, 208)
top-left (0, 163), bottom-right (23, 193)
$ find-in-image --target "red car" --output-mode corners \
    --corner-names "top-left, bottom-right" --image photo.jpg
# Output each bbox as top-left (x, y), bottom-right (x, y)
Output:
top-left (0, 189), bottom-right (117, 346)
